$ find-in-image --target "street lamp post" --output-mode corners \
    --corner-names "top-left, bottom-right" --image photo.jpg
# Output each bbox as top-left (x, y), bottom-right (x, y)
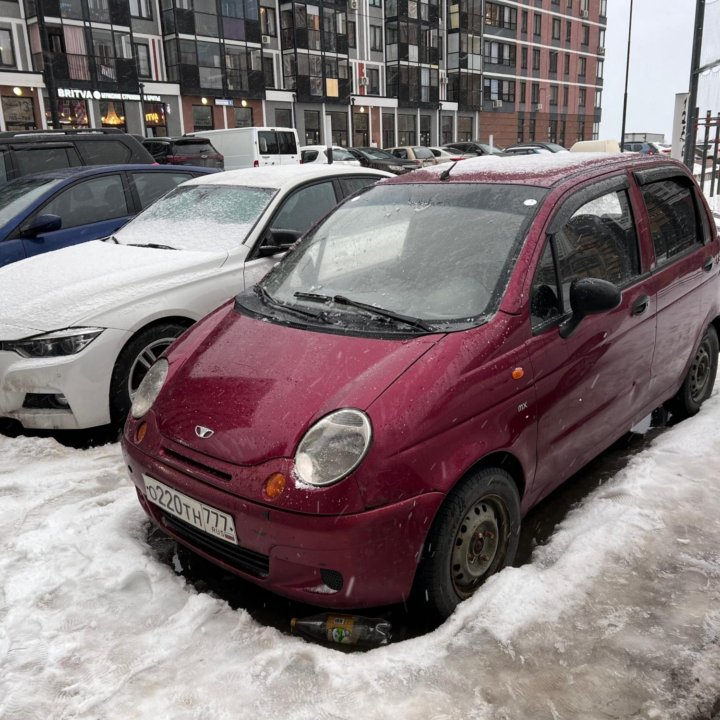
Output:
top-left (619, 0), bottom-right (634, 152)
top-left (138, 82), bottom-right (146, 137)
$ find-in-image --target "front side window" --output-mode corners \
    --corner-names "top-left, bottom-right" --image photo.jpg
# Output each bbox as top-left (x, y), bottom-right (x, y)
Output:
top-left (264, 183), bottom-right (547, 329)
top-left (270, 181), bottom-right (338, 233)
top-left (42, 174), bottom-right (129, 227)
top-left (532, 188), bottom-right (639, 325)
top-left (640, 178), bottom-right (704, 267)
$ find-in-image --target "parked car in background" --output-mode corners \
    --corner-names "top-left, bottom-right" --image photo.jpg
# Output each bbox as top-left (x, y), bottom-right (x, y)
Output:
top-left (348, 147), bottom-right (420, 174)
top-left (0, 164), bottom-right (391, 432)
top-left (504, 141), bottom-right (569, 153)
top-left (502, 145), bottom-right (553, 156)
top-left (187, 127), bottom-right (300, 169)
top-left (428, 147), bottom-right (473, 163)
top-left (385, 145), bottom-right (437, 166)
top-left (142, 137), bottom-right (224, 169)
top-left (122, 153), bottom-right (719, 620)
top-left (442, 141), bottom-right (505, 156)
top-left (300, 145), bottom-right (360, 166)
top-left (570, 139), bottom-right (622, 153)
top-left (0, 164), bottom-right (216, 269)
top-left (0, 128), bottom-right (154, 184)
top-left (624, 141), bottom-right (672, 156)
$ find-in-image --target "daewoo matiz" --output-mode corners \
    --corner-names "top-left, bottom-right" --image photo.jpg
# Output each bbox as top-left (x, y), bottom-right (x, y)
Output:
top-left (122, 154), bottom-right (720, 619)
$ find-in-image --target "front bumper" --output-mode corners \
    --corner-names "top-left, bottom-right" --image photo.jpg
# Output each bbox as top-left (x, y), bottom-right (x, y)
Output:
top-left (0, 328), bottom-right (129, 430)
top-left (123, 438), bottom-right (444, 609)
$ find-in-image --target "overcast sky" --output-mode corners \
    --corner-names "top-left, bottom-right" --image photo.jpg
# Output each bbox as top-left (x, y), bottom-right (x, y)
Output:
top-left (599, 0), bottom-right (695, 142)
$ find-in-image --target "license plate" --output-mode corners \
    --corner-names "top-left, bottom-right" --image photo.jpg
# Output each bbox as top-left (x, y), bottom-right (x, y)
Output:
top-left (143, 475), bottom-right (238, 545)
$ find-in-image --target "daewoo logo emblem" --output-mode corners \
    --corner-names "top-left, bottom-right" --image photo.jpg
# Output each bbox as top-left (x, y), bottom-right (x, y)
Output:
top-left (195, 425), bottom-right (214, 439)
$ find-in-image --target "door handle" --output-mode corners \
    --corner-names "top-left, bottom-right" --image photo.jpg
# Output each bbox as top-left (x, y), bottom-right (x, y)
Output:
top-left (631, 294), bottom-right (650, 316)
top-left (703, 257), bottom-right (714, 272)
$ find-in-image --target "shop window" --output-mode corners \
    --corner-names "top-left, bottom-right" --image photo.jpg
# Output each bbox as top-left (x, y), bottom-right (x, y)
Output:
top-left (458, 116), bottom-right (472, 141)
top-left (192, 105), bottom-right (213, 130)
top-left (100, 101), bottom-right (126, 130)
top-left (304, 109), bottom-right (320, 144)
top-left (144, 102), bottom-right (167, 136)
top-left (275, 108), bottom-right (292, 127)
top-left (383, 112), bottom-right (394, 148)
top-left (2, 96), bottom-right (35, 130)
top-left (235, 106), bottom-right (253, 127)
top-left (55, 98), bottom-right (89, 127)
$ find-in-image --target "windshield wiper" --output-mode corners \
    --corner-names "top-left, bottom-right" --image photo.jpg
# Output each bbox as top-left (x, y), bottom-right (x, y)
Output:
top-left (294, 291), bottom-right (433, 332)
top-left (126, 242), bottom-right (177, 250)
top-left (255, 285), bottom-right (331, 323)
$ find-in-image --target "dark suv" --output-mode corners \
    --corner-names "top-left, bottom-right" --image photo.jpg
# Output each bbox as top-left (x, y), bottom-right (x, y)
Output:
top-left (142, 137), bottom-right (224, 169)
top-left (0, 128), bottom-right (154, 184)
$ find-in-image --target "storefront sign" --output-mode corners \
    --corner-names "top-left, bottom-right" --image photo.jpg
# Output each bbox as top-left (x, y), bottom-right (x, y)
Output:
top-left (215, 98), bottom-right (234, 106)
top-left (58, 88), bottom-right (162, 103)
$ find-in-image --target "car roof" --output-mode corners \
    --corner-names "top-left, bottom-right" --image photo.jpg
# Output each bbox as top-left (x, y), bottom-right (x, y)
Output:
top-left (12, 164), bottom-right (217, 182)
top-left (182, 163), bottom-right (392, 189)
top-left (379, 153), bottom-right (686, 188)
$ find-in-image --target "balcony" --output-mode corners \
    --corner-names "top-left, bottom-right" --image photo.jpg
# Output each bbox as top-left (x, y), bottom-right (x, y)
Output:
top-left (31, 52), bottom-right (137, 87)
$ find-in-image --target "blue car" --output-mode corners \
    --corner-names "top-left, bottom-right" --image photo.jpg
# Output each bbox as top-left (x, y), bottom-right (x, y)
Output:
top-left (0, 164), bottom-right (218, 269)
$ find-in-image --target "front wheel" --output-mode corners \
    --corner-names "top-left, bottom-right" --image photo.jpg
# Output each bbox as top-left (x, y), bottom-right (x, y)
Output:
top-left (109, 322), bottom-right (188, 429)
top-left (665, 324), bottom-right (718, 420)
top-left (414, 467), bottom-right (521, 620)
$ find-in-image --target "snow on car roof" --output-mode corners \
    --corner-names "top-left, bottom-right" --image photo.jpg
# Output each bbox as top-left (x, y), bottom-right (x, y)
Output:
top-left (385, 152), bottom-right (679, 187)
top-left (183, 163), bottom-right (392, 189)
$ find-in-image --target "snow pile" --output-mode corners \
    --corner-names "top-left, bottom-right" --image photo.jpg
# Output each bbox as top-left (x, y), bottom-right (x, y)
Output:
top-left (2, 396), bottom-right (720, 719)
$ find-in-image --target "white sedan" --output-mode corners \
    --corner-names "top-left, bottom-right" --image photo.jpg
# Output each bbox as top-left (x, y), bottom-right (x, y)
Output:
top-left (0, 164), bottom-right (390, 431)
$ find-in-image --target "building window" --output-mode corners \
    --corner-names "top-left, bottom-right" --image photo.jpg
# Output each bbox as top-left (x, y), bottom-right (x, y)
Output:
top-left (263, 55), bottom-right (275, 87)
top-left (276, 108), bottom-right (292, 126)
top-left (520, 81), bottom-right (526, 103)
top-left (398, 113), bottom-right (416, 145)
top-left (192, 105), bottom-right (213, 130)
top-left (597, 58), bottom-right (604, 79)
top-left (2, 96), bottom-right (35, 130)
top-left (533, 13), bottom-right (541, 36)
top-left (370, 24), bottom-right (382, 51)
top-left (235, 106), bottom-right (253, 127)
top-left (129, 0), bottom-right (152, 19)
top-left (483, 78), bottom-right (515, 102)
top-left (579, 87), bottom-right (587, 107)
top-left (549, 51), bottom-right (558, 74)
top-left (457, 116), bottom-right (472, 141)
top-left (581, 24), bottom-right (589, 45)
top-left (564, 52), bottom-right (570, 75)
top-left (578, 55), bottom-right (587, 77)
top-left (531, 82), bottom-right (539, 104)
top-left (485, 41), bottom-right (516, 67)
top-left (521, 46), bottom-right (528, 69)
top-left (0, 29), bottom-right (15, 67)
top-left (566, 20), bottom-right (572, 42)
top-left (563, 84), bottom-right (568, 106)
top-left (532, 48), bottom-right (540, 71)
top-left (485, 2), bottom-right (517, 31)
top-left (521, 10), bottom-right (527, 33)
top-left (552, 18), bottom-right (561, 40)
top-left (134, 42), bottom-right (151, 79)
top-left (529, 117), bottom-right (535, 141)
top-left (383, 111), bottom-right (394, 147)
top-left (549, 85), bottom-right (558, 106)
top-left (304, 109), bottom-right (320, 143)
top-left (261, 7), bottom-right (277, 36)
top-left (329, 110), bottom-right (347, 146)
top-left (369, 0), bottom-right (382, 6)
top-left (517, 116), bottom-right (524, 143)
top-left (367, 67), bottom-right (380, 94)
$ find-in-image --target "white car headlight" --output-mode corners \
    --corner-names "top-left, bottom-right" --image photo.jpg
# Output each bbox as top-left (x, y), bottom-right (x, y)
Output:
top-left (1, 327), bottom-right (103, 358)
top-left (130, 358), bottom-right (168, 419)
top-left (294, 409), bottom-right (372, 487)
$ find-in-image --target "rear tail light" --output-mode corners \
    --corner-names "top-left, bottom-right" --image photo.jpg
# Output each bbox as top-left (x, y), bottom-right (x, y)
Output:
top-left (253, 159), bottom-right (259, 167)
top-left (167, 155), bottom-right (191, 164)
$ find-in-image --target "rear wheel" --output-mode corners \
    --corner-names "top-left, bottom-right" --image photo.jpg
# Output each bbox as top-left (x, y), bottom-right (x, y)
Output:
top-left (109, 322), bottom-right (187, 429)
top-left (414, 467), bottom-right (521, 620)
top-left (665, 324), bottom-right (718, 420)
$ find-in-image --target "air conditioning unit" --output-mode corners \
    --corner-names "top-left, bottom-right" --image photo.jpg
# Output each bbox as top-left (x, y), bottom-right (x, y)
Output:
top-left (597, 46), bottom-right (605, 55)
top-left (261, 34), bottom-right (271, 44)
top-left (580, 9), bottom-right (589, 18)
top-left (359, 76), bottom-right (369, 86)
top-left (348, 0), bottom-right (358, 10)
top-left (534, 102), bottom-right (543, 111)
top-left (492, 99), bottom-right (503, 108)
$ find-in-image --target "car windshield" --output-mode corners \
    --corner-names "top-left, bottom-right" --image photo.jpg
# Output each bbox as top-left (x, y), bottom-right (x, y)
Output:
top-left (412, 147), bottom-right (434, 159)
top-left (330, 147), bottom-right (355, 161)
top-left (0, 177), bottom-right (62, 226)
top-left (359, 148), bottom-right (395, 160)
top-left (262, 182), bottom-right (546, 329)
top-left (479, 144), bottom-right (505, 155)
top-left (115, 184), bottom-right (277, 251)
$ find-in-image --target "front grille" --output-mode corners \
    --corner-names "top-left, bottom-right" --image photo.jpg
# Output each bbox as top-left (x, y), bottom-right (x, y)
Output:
top-left (160, 446), bottom-right (233, 483)
top-left (161, 512), bottom-right (269, 578)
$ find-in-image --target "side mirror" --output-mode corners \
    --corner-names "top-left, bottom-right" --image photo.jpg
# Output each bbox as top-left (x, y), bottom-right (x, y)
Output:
top-left (258, 228), bottom-right (303, 257)
top-left (20, 213), bottom-right (62, 238)
top-left (559, 278), bottom-right (621, 339)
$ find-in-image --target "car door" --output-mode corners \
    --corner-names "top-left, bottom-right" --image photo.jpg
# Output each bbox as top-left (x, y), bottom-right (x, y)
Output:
top-left (18, 173), bottom-right (133, 258)
top-left (243, 179), bottom-right (341, 287)
top-left (633, 168), bottom-right (720, 401)
top-left (524, 176), bottom-right (657, 504)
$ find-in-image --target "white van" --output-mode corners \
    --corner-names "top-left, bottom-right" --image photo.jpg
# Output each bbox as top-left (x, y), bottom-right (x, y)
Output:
top-left (569, 139), bottom-right (622, 153)
top-left (187, 127), bottom-right (300, 170)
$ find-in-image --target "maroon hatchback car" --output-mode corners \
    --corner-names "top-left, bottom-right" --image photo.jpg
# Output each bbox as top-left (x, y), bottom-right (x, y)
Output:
top-left (122, 154), bottom-right (720, 619)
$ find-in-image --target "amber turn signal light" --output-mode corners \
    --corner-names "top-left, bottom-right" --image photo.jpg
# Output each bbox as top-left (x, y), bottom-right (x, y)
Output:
top-left (135, 422), bottom-right (148, 443)
top-left (263, 472), bottom-right (286, 499)
top-left (511, 367), bottom-right (525, 380)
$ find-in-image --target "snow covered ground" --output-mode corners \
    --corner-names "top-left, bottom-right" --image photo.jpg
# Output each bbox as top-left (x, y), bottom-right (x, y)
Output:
top-left (2, 393), bottom-right (720, 720)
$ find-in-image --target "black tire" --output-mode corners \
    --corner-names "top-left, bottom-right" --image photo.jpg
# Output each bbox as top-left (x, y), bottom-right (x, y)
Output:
top-left (414, 467), bottom-right (521, 620)
top-left (665, 324), bottom-right (718, 420)
top-left (109, 322), bottom-right (187, 428)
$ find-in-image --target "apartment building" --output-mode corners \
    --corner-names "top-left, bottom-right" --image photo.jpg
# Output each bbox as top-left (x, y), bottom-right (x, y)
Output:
top-left (0, 0), bottom-right (606, 147)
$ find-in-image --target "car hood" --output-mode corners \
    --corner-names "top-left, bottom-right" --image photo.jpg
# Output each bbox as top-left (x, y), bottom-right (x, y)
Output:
top-left (155, 306), bottom-right (440, 465)
top-left (0, 241), bottom-right (228, 338)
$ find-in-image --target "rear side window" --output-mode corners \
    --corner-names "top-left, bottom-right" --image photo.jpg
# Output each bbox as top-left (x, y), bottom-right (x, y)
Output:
top-left (172, 141), bottom-right (217, 156)
top-left (130, 171), bottom-right (194, 210)
top-left (301, 150), bottom-right (318, 163)
top-left (413, 147), bottom-right (434, 159)
top-left (340, 176), bottom-right (380, 196)
top-left (76, 139), bottom-right (133, 165)
top-left (41, 174), bottom-right (129, 227)
top-left (271, 181), bottom-right (338, 232)
top-left (393, 149), bottom-right (408, 159)
top-left (14, 147), bottom-right (80, 175)
top-left (640, 178), bottom-right (703, 267)
top-left (278, 131), bottom-right (297, 154)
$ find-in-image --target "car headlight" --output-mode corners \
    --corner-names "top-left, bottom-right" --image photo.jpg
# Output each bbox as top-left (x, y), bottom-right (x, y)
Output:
top-left (1, 327), bottom-right (103, 358)
top-left (388, 165), bottom-right (406, 172)
top-left (130, 358), bottom-right (168, 419)
top-left (294, 409), bottom-right (372, 487)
